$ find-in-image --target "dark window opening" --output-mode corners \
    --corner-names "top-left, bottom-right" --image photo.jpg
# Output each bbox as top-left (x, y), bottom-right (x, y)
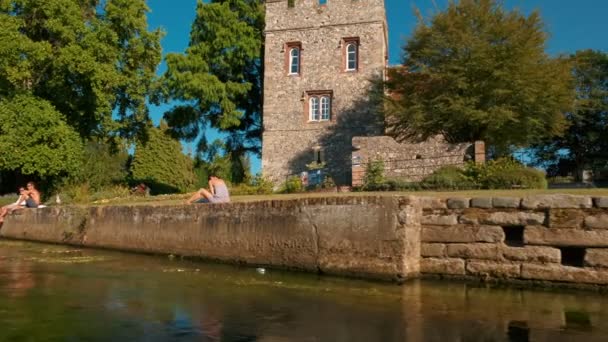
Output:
top-left (502, 226), bottom-right (524, 247)
top-left (560, 247), bottom-right (585, 267)
top-left (288, 0), bottom-right (295, 8)
top-left (319, 0), bottom-right (327, 5)
top-left (415, 154), bottom-right (422, 160)
top-left (507, 321), bottom-right (529, 342)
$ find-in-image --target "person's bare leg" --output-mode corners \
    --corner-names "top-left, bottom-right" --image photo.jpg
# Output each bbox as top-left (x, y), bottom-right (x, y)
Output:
top-left (187, 189), bottom-right (213, 204)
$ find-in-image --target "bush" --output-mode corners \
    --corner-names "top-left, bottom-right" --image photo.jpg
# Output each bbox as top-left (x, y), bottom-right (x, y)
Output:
top-left (421, 166), bottom-right (479, 190)
top-left (229, 175), bottom-right (274, 195)
top-left (362, 159), bottom-right (385, 190)
top-left (279, 176), bottom-right (303, 194)
top-left (484, 167), bottom-right (547, 189)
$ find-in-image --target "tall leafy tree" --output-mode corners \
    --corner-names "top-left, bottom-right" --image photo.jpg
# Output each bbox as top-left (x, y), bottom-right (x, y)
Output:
top-left (533, 50), bottom-right (608, 179)
top-left (156, 0), bottom-right (264, 183)
top-left (0, 0), bottom-right (162, 139)
top-left (385, 0), bottom-right (574, 155)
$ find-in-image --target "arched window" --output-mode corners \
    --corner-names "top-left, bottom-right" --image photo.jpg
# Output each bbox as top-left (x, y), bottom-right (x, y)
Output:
top-left (289, 47), bottom-right (300, 74)
top-left (309, 97), bottom-right (320, 121)
top-left (346, 43), bottom-right (357, 71)
top-left (320, 96), bottom-right (330, 120)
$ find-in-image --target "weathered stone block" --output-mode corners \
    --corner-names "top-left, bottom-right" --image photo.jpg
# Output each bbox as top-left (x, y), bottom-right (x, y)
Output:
top-left (585, 249), bottom-right (608, 268)
top-left (447, 198), bottom-right (470, 209)
top-left (397, 204), bottom-right (421, 226)
top-left (421, 214), bottom-right (458, 226)
top-left (548, 209), bottom-right (584, 229)
top-left (521, 263), bottom-right (608, 285)
top-left (446, 243), bottom-right (501, 260)
top-left (419, 196), bottom-right (447, 209)
top-left (521, 195), bottom-right (593, 209)
top-left (422, 225), bottom-right (504, 243)
top-left (524, 226), bottom-right (608, 247)
top-left (594, 197), bottom-right (608, 208)
top-left (421, 243), bottom-right (446, 257)
top-left (492, 197), bottom-right (521, 208)
top-left (501, 246), bottom-right (561, 263)
top-left (466, 260), bottom-right (521, 278)
top-left (471, 197), bottom-right (492, 209)
top-left (420, 258), bottom-right (465, 275)
top-left (483, 211), bottom-right (545, 226)
top-left (584, 214), bottom-right (608, 229)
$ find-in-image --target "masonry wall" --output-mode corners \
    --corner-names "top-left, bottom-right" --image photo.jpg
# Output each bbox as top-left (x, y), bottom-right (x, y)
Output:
top-left (262, 0), bottom-right (387, 185)
top-left (0, 196), bottom-right (421, 281)
top-left (352, 135), bottom-right (478, 185)
top-left (420, 195), bottom-right (608, 287)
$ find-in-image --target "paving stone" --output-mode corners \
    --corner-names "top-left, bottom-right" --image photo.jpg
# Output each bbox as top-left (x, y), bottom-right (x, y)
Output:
top-left (524, 226), bottom-right (608, 247)
top-left (594, 197), bottom-right (608, 208)
top-left (447, 198), bottom-right (470, 209)
top-left (492, 197), bottom-right (521, 208)
top-left (419, 196), bottom-right (447, 209)
top-left (521, 195), bottom-right (592, 209)
top-left (482, 211), bottom-right (546, 226)
top-left (471, 197), bottom-right (492, 209)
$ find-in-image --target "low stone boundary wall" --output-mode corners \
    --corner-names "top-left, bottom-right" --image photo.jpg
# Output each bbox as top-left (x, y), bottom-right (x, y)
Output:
top-left (420, 195), bottom-right (608, 287)
top-left (0, 196), bottom-right (421, 281)
top-left (3, 194), bottom-right (608, 288)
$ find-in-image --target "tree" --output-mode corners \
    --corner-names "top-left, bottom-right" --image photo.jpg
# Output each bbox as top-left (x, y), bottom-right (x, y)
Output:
top-left (0, 0), bottom-right (162, 140)
top-left (0, 94), bottom-right (83, 178)
top-left (156, 0), bottom-right (264, 182)
top-left (130, 123), bottom-right (196, 194)
top-left (533, 50), bottom-right (608, 180)
top-left (385, 0), bottom-right (574, 155)
top-left (75, 140), bottom-right (130, 191)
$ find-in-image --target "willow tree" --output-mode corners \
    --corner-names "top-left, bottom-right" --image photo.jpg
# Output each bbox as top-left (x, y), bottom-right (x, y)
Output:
top-left (386, 0), bottom-right (574, 155)
top-left (156, 0), bottom-right (264, 183)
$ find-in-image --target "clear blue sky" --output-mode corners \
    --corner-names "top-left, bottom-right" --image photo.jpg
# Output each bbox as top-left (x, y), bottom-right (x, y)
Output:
top-left (146, 0), bottom-right (608, 175)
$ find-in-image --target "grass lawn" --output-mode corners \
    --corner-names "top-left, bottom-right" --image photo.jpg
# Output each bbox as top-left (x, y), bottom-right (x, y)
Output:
top-left (89, 187), bottom-right (608, 207)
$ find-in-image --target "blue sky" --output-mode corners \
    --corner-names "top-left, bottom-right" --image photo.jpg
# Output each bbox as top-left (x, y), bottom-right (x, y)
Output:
top-left (146, 0), bottom-right (608, 174)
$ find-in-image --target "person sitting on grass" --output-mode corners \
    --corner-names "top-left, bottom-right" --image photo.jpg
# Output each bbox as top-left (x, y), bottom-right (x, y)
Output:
top-left (0, 187), bottom-right (27, 223)
top-left (187, 175), bottom-right (231, 204)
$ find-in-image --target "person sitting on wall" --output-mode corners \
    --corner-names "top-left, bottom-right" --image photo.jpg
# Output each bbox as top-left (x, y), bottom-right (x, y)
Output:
top-left (23, 181), bottom-right (41, 208)
top-left (186, 175), bottom-right (231, 204)
top-left (0, 187), bottom-right (27, 223)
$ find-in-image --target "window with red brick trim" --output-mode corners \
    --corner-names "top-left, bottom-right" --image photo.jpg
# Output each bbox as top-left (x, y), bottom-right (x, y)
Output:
top-left (305, 90), bottom-right (333, 122)
top-left (284, 42), bottom-right (302, 75)
top-left (342, 37), bottom-right (360, 72)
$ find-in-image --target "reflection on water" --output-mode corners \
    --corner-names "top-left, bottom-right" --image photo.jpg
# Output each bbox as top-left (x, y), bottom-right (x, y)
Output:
top-left (1, 240), bottom-right (608, 341)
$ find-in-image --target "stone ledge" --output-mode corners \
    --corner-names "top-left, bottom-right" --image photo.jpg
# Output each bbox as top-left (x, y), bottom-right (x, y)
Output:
top-left (501, 245), bottom-right (561, 263)
top-left (421, 243), bottom-right (446, 258)
top-left (492, 197), bottom-right (521, 208)
top-left (446, 243), bottom-right (501, 261)
top-left (521, 263), bottom-right (608, 285)
top-left (421, 214), bottom-right (458, 226)
top-left (521, 195), bottom-right (593, 209)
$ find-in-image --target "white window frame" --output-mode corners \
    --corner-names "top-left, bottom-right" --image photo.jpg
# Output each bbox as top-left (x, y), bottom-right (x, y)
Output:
top-left (289, 47), bottom-right (300, 75)
top-left (308, 95), bottom-right (331, 122)
top-left (346, 43), bottom-right (357, 71)
top-left (320, 96), bottom-right (330, 120)
top-left (309, 97), bottom-right (320, 121)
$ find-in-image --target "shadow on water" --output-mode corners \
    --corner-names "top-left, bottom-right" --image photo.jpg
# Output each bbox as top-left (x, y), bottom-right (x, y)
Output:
top-left (1, 241), bottom-right (608, 341)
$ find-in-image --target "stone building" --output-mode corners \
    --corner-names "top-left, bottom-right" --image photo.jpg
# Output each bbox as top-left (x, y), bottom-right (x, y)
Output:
top-left (262, 0), bottom-right (482, 186)
top-left (262, 0), bottom-right (387, 185)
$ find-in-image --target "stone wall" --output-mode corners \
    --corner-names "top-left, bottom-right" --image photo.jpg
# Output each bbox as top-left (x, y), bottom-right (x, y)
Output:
top-left (262, 0), bottom-right (387, 185)
top-left (352, 136), bottom-right (484, 185)
top-left (0, 196), bottom-right (421, 281)
top-left (420, 195), bottom-right (608, 287)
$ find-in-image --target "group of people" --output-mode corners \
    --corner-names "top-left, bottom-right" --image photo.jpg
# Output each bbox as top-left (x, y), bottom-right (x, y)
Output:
top-left (0, 182), bottom-right (41, 224)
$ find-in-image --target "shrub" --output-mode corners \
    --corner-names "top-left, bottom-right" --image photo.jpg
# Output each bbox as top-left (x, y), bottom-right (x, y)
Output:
top-left (362, 159), bottom-right (385, 190)
top-left (230, 175), bottom-right (274, 195)
top-left (484, 167), bottom-right (547, 189)
top-left (279, 176), bottom-right (304, 194)
top-left (421, 166), bottom-right (478, 190)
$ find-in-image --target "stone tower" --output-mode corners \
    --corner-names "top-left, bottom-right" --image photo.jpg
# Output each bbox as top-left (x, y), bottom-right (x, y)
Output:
top-left (262, 0), bottom-right (388, 186)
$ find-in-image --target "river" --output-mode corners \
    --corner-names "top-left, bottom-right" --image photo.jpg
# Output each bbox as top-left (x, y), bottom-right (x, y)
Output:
top-left (1, 240), bottom-right (607, 341)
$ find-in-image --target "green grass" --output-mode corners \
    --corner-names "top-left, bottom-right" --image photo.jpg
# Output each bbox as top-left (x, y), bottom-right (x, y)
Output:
top-left (84, 188), bottom-right (608, 207)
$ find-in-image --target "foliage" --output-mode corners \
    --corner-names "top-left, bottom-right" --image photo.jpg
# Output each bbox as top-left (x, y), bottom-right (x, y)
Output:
top-left (156, 0), bottom-right (264, 182)
top-left (385, 0), bottom-right (574, 154)
top-left (464, 158), bottom-right (547, 189)
top-left (306, 161), bottom-right (326, 171)
top-left (362, 159), bottom-right (385, 190)
top-left (532, 50), bottom-right (608, 179)
top-left (421, 166), bottom-right (478, 190)
top-left (0, 95), bottom-right (83, 178)
top-left (279, 176), bottom-right (303, 194)
top-left (230, 174), bottom-right (273, 195)
top-left (0, 0), bottom-right (162, 140)
top-left (130, 124), bottom-right (196, 194)
top-left (70, 140), bottom-right (130, 191)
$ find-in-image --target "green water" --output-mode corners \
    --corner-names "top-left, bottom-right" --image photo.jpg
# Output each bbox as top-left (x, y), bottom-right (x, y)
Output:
top-left (1, 240), bottom-right (608, 341)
